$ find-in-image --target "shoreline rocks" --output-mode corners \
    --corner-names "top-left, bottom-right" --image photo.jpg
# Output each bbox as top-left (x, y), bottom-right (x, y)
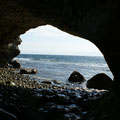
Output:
top-left (20, 68), bottom-right (38, 74)
top-left (9, 60), bottom-right (21, 68)
top-left (68, 71), bottom-right (86, 83)
top-left (0, 68), bottom-right (107, 120)
top-left (87, 73), bottom-right (113, 90)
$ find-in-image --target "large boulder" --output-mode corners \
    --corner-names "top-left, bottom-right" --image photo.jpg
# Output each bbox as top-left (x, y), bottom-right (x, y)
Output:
top-left (20, 68), bottom-right (38, 74)
top-left (87, 73), bottom-right (113, 90)
top-left (68, 71), bottom-right (86, 83)
top-left (9, 59), bottom-right (21, 68)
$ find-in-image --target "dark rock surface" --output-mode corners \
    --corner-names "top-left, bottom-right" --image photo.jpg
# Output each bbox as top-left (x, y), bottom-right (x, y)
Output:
top-left (0, 68), bottom-right (107, 120)
top-left (0, 109), bottom-right (17, 120)
top-left (9, 60), bottom-right (21, 68)
top-left (0, 82), bottom-right (105, 120)
top-left (41, 80), bottom-right (52, 85)
top-left (87, 73), bottom-right (113, 90)
top-left (0, 37), bottom-right (21, 67)
top-left (87, 91), bottom-right (120, 120)
top-left (20, 68), bottom-right (38, 74)
top-left (0, 83), bottom-right (103, 120)
top-left (68, 71), bottom-right (85, 83)
top-left (0, 1), bottom-right (120, 120)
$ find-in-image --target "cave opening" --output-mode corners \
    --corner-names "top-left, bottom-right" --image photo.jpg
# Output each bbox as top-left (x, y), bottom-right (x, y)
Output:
top-left (1, 1), bottom-right (120, 119)
top-left (16, 25), bottom-right (113, 85)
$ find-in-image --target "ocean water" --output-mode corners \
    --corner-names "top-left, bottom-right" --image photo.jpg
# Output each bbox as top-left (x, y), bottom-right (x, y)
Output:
top-left (15, 54), bottom-right (113, 83)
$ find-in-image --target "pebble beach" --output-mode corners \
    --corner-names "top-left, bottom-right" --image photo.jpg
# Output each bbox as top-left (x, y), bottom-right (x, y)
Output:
top-left (0, 68), bottom-right (108, 120)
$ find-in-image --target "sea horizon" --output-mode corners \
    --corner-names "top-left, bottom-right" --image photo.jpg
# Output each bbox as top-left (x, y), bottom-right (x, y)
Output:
top-left (19, 53), bottom-right (103, 57)
top-left (16, 54), bottom-right (113, 84)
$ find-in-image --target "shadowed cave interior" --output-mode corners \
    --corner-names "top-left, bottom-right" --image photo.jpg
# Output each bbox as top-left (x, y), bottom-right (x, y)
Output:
top-left (0, 0), bottom-right (120, 120)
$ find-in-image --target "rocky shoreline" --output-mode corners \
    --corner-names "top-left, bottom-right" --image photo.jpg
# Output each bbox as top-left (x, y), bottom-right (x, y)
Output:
top-left (0, 68), bottom-right (109, 120)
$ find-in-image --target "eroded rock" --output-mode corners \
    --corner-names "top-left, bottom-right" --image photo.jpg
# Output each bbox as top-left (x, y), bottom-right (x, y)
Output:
top-left (87, 73), bottom-right (113, 90)
top-left (41, 80), bottom-right (52, 85)
top-left (0, 37), bottom-right (21, 67)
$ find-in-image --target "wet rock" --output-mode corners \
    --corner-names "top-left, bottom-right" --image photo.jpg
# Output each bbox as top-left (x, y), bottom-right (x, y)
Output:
top-left (0, 109), bottom-right (17, 120)
top-left (64, 113), bottom-right (81, 120)
top-left (50, 93), bottom-right (72, 105)
top-left (68, 104), bottom-right (82, 113)
top-left (68, 71), bottom-right (86, 83)
top-left (53, 80), bottom-right (62, 84)
top-left (0, 68), bottom-right (108, 120)
top-left (9, 60), bottom-right (21, 68)
top-left (41, 81), bottom-right (52, 84)
top-left (87, 73), bottom-right (113, 90)
top-left (69, 92), bottom-right (82, 103)
top-left (20, 68), bottom-right (38, 74)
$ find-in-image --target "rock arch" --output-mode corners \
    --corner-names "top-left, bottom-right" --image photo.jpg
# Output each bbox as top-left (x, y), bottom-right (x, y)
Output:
top-left (0, 0), bottom-right (120, 85)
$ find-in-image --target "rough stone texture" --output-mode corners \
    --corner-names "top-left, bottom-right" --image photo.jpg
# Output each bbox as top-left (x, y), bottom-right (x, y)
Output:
top-left (0, 0), bottom-right (120, 83)
top-left (87, 73), bottom-right (113, 90)
top-left (0, 37), bottom-right (21, 67)
top-left (0, 68), bottom-right (107, 120)
top-left (9, 60), bottom-right (21, 68)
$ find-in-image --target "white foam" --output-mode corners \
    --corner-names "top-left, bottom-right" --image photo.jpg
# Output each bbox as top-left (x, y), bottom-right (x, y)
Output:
top-left (14, 58), bottom-right (32, 61)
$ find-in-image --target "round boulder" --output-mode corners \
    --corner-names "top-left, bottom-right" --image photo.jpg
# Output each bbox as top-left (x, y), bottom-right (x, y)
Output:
top-left (20, 68), bottom-right (38, 74)
top-left (68, 71), bottom-right (86, 83)
top-left (87, 73), bottom-right (113, 90)
top-left (9, 60), bottom-right (21, 68)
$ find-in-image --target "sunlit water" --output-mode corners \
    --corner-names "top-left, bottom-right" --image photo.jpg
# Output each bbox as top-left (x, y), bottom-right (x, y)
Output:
top-left (15, 54), bottom-right (113, 85)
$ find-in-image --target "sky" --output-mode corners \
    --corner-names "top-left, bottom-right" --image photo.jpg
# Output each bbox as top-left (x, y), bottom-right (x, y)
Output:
top-left (20, 25), bottom-right (103, 56)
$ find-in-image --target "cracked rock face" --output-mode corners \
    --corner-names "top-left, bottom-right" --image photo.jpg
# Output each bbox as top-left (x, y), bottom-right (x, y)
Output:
top-left (0, 37), bottom-right (21, 67)
top-left (0, 0), bottom-right (120, 81)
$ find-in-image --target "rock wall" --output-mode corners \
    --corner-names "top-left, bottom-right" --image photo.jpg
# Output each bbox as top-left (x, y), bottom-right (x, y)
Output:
top-left (0, 37), bottom-right (21, 67)
top-left (0, 0), bottom-right (120, 82)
